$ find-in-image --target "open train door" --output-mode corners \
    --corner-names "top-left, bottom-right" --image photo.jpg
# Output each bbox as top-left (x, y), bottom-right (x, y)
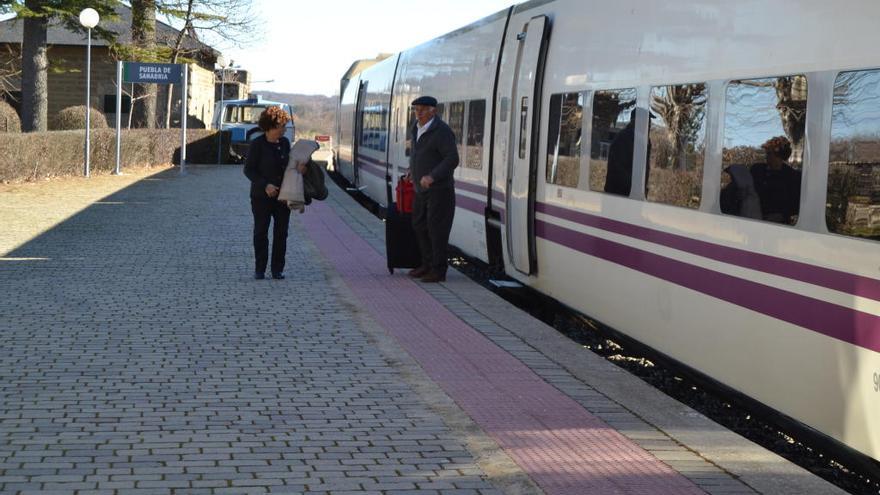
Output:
top-left (352, 80), bottom-right (368, 187)
top-left (506, 15), bottom-right (550, 275)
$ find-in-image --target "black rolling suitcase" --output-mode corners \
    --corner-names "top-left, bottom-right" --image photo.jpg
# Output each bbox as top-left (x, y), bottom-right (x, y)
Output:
top-left (385, 179), bottom-right (421, 274)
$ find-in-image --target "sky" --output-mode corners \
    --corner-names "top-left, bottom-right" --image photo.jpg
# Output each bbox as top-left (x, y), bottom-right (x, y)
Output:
top-left (218, 0), bottom-right (519, 96)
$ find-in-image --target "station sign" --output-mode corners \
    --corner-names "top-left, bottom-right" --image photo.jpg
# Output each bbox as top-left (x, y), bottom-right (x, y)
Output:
top-left (123, 62), bottom-right (182, 85)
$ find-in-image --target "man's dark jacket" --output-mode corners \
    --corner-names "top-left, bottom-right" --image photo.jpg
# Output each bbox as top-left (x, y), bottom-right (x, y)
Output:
top-left (410, 118), bottom-right (459, 193)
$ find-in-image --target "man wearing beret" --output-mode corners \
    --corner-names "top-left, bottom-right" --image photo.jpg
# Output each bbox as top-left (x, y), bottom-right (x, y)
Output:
top-left (406, 95), bottom-right (460, 283)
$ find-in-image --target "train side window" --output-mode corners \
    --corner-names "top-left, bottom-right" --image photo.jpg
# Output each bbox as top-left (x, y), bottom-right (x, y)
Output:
top-left (466, 99), bottom-right (486, 169)
top-left (646, 84), bottom-right (707, 209)
top-left (448, 101), bottom-right (466, 160)
top-left (405, 108), bottom-right (415, 157)
top-left (827, 69), bottom-right (880, 241)
top-left (546, 92), bottom-right (583, 188)
top-left (436, 103), bottom-right (446, 120)
top-left (721, 75), bottom-right (806, 225)
top-left (589, 88), bottom-right (637, 195)
top-left (519, 97), bottom-right (529, 159)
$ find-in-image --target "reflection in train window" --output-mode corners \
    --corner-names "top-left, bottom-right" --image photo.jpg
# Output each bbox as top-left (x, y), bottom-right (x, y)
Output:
top-left (827, 69), bottom-right (880, 241)
top-left (721, 76), bottom-right (806, 225)
top-left (647, 84), bottom-right (707, 209)
top-left (546, 92), bottom-right (583, 188)
top-left (448, 101), bottom-right (465, 160)
top-left (589, 88), bottom-right (637, 195)
top-left (466, 99), bottom-right (486, 170)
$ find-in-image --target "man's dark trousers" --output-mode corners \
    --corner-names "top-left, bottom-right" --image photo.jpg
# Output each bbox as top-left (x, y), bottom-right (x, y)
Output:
top-left (412, 186), bottom-right (455, 274)
top-left (251, 197), bottom-right (291, 274)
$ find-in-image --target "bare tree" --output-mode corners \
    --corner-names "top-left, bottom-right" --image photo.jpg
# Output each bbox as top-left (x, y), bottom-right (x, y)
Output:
top-left (131, 0), bottom-right (157, 128)
top-left (651, 83), bottom-right (707, 170)
top-left (158, 0), bottom-right (256, 128)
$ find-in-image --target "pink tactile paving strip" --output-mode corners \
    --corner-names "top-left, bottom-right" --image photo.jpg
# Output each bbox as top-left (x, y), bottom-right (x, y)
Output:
top-left (301, 202), bottom-right (705, 495)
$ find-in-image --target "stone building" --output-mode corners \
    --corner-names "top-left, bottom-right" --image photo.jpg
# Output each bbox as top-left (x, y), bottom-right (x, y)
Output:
top-left (0, 4), bottom-right (221, 129)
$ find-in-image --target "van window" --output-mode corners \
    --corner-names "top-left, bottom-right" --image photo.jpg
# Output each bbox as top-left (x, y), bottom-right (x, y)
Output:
top-left (827, 69), bottom-right (880, 241)
top-left (546, 92), bottom-right (583, 188)
top-left (589, 88), bottom-right (637, 195)
top-left (721, 76), bottom-right (806, 225)
top-left (646, 84), bottom-right (707, 209)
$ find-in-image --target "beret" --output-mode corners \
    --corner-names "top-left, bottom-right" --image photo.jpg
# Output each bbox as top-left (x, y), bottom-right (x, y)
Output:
top-left (411, 96), bottom-right (438, 107)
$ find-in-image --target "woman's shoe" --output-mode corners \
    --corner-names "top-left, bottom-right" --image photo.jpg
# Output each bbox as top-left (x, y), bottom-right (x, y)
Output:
top-left (408, 266), bottom-right (430, 278)
top-left (271, 272), bottom-right (285, 280)
top-left (254, 272), bottom-right (265, 280)
top-left (420, 271), bottom-right (446, 283)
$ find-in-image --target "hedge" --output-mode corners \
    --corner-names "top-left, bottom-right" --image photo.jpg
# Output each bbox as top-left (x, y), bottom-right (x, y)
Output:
top-left (0, 128), bottom-right (232, 182)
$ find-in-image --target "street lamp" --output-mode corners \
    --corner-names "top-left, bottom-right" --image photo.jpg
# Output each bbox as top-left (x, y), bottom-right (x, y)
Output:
top-left (216, 58), bottom-right (235, 164)
top-left (79, 8), bottom-right (99, 177)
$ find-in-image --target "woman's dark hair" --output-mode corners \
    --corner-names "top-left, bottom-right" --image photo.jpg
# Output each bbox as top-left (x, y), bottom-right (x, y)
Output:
top-left (761, 135), bottom-right (792, 161)
top-left (258, 106), bottom-right (291, 132)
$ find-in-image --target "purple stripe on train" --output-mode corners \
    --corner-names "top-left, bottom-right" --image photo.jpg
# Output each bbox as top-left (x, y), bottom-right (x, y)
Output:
top-left (536, 220), bottom-right (880, 354)
top-left (536, 202), bottom-right (880, 303)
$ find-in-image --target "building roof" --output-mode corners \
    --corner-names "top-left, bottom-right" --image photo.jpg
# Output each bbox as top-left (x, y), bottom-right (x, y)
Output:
top-left (0, 4), bottom-right (219, 63)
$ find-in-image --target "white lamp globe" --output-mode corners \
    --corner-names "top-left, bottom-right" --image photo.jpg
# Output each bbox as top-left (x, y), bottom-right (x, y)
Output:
top-left (79, 8), bottom-right (99, 29)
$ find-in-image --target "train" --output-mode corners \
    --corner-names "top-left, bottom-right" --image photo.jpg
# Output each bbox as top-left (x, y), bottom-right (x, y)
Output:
top-left (334, 0), bottom-right (880, 470)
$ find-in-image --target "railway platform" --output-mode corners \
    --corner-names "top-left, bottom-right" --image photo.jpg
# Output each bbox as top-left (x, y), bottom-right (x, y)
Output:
top-left (0, 165), bottom-right (848, 495)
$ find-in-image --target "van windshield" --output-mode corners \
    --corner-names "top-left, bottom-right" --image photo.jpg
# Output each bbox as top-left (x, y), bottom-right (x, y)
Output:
top-left (223, 105), bottom-right (269, 124)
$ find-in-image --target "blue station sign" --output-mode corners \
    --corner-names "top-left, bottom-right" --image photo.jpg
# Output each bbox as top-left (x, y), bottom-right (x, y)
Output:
top-left (123, 62), bottom-right (182, 85)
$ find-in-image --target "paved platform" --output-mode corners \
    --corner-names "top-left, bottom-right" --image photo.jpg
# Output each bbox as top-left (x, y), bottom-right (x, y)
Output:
top-left (0, 165), bottom-right (848, 495)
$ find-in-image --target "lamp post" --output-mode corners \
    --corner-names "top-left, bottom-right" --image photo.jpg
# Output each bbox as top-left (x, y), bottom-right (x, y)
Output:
top-left (216, 58), bottom-right (234, 164)
top-left (79, 8), bottom-right (99, 177)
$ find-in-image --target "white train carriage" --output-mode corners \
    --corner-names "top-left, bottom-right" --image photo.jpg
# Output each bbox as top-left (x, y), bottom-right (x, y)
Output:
top-left (336, 0), bottom-right (880, 468)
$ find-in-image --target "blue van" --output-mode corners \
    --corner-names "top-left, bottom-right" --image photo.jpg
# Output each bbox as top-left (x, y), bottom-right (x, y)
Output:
top-left (212, 95), bottom-right (295, 160)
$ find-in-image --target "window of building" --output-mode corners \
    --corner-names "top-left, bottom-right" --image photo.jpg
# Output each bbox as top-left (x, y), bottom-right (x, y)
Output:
top-left (827, 69), bottom-right (880, 241)
top-left (103, 94), bottom-right (131, 114)
top-left (721, 76), bottom-right (806, 224)
top-left (646, 84), bottom-right (707, 209)
top-left (466, 99), bottom-right (486, 169)
top-left (546, 92), bottom-right (583, 188)
top-left (589, 88), bottom-right (637, 195)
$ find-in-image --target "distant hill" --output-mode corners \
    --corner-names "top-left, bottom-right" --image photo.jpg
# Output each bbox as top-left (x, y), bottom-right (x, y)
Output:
top-left (255, 92), bottom-right (336, 138)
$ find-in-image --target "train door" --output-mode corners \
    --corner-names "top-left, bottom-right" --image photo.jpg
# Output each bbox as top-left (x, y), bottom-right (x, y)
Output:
top-left (353, 80), bottom-right (368, 186)
top-left (506, 15), bottom-right (550, 275)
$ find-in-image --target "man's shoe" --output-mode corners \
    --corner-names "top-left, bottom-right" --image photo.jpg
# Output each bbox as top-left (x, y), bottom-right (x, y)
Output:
top-left (271, 272), bottom-right (285, 280)
top-left (408, 265), bottom-right (430, 278)
top-left (254, 272), bottom-right (265, 280)
top-left (420, 271), bottom-right (446, 283)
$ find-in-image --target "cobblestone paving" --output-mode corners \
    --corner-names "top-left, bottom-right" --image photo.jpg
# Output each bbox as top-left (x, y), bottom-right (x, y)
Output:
top-left (0, 166), bottom-right (501, 494)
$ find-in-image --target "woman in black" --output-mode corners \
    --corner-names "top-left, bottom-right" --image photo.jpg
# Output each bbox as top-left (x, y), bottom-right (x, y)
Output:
top-left (243, 106), bottom-right (298, 280)
top-left (751, 135), bottom-right (802, 225)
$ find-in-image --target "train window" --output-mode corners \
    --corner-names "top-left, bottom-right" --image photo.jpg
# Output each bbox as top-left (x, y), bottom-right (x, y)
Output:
top-left (827, 69), bottom-right (880, 242)
top-left (589, 88), bottom-right (637, 195)
top-left (448, 101), bottom-right (466, 160)
top-left (405, 108), bottom-right (415, 157)
top-left (519, 97), bottom-right (529, 159)
top-left (466, 99), bottom-right (486, 169)
top-left (721, 75), bottom-right (806, 225)
top-left (436, 103), bottom-right (446, 120)
top-left (546, 92), bottom-right (583, 188)
top-left (646, 84), bottom-right (707, 209)
top-left (360, 101), bottom-right (389, 152)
